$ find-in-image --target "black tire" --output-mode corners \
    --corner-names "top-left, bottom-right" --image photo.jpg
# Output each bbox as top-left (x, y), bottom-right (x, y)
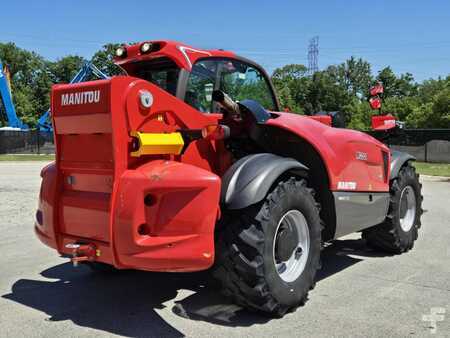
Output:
top-left (213, 177), bottom-right (322, 316)
top-left (363, 162), bottom-right (423, 254)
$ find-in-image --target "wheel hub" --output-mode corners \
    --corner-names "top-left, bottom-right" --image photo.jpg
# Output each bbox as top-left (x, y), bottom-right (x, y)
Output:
top-left (275, 226), bottom-right (298, 262)
top-left (273, 210), bottom-right (310, 283)
top-left (399, 185), bottom-right (416, 232)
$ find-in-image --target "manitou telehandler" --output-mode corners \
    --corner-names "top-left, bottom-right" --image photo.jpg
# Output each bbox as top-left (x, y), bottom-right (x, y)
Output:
top-left (35, 40), bottom-right (423, 316)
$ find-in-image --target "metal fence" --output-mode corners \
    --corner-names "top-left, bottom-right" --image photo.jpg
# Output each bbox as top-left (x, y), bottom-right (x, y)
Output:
top-left (0, 128), bottom-right (449, 162)
top-left (0, 130), bottom-right (54, 154)
top-left (369, 129), bottom-right (450, 147)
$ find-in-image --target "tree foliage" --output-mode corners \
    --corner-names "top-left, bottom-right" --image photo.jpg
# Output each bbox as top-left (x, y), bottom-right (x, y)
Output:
top-left (271, 62), bottom-right (449, 130)
top-left (49, 55), bottom-right (85, 84)
top-left (91, 43), bottom-right (125, 77)
top-left (0, 41), bottom-right (448, 129)
top-left (0, 43), bottom-right (52, 126)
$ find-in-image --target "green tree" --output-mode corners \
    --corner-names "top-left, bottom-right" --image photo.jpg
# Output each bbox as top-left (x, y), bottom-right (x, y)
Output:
top-left (276, 85), bottom-right (302, 113)
top-left (271, 64), bottom-right (307, 113)
top-left (326, 56), bottom-right (372, 98)
top-left (49, 55), bottom-right (85, 83)
top-left (0, 42), bottom-right (52, 126)
top-left (91, 43), bottom-right (125, 77)
top-left (343, 97), bottom-right (373, 130)
top-left (406, 88), bottom-right (450, 128)
top-left (304, 71), bottom-right (351, 114)
top-left (272, 64), bottom-right (308, 86)
top-left (417, 76), bottom-right (449, 103)
top-left (376, 67), bottom-right (417, 98)
top-left (1, 41), bottom-right (449, 130)
top-left (382, 96), bottom-right (419, 122)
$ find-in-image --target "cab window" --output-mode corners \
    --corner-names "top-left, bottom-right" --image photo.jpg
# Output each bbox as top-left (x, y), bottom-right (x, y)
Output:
top-left (219, 60), bottom-right (276, 111)
top-left (184, 60), bottom-right (217, 113)
top-left (128, 58), bottom-right (180, 96)
top-left (185, 58), bottom-right (276, 113)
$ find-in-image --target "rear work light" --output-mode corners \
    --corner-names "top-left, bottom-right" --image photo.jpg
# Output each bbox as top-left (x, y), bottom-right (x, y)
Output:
top-left (115, 46), bottom-right (127, 58)
top-left (140, 42), bottom-right (153, 54)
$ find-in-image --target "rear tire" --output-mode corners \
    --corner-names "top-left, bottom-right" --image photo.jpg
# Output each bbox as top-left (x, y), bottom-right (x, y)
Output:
top-left (362, 162), bottom-right (423, 253)
top-left (213, 177), bottom-right (322, 316)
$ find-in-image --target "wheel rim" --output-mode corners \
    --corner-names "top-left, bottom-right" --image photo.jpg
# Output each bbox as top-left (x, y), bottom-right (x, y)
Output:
top-left (399, 185), bottom-right (416, 232)
top-left (273, 210), bottom-right (310, 283)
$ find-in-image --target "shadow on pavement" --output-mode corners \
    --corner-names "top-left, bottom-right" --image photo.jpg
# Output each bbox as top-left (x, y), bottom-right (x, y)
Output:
top-left (2, 238), bottom-right (389, 336)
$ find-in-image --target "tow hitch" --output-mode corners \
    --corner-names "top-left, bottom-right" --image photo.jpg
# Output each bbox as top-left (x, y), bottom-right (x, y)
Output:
top-left (65, 243), bottom-right (100, 267)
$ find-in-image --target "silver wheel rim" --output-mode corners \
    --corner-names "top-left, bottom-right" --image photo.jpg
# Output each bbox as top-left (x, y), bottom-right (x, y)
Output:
top-left (273, 210), bottom-right (310, 283)
top-left (399, 185), bottom-right (416, 232)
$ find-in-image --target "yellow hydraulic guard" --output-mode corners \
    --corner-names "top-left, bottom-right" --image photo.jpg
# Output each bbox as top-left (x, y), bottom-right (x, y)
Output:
top-left (130, 131), bottom-right (184, 157)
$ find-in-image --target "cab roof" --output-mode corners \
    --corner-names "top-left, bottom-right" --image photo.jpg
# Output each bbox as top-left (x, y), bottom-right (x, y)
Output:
top-left (114, 40), bottom-right (236, 71)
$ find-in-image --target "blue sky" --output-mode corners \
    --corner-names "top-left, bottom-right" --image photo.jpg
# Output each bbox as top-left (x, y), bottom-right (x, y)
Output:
top-left (1, 0), bottom-right (449, 81)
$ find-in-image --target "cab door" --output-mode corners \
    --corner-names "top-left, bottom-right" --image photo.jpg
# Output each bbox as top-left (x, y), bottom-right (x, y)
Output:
top-left (178, 57), bottom-right (279, 176)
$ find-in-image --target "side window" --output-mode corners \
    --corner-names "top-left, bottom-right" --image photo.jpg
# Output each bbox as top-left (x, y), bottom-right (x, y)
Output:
top-left (219, 60), bottom-right (276, 110)
top-left (184, 60), bottom-right (218, 113)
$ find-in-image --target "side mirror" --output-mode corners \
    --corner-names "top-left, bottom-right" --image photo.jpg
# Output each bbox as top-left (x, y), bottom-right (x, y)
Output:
top-left (369, 83), bottom-right (384, 97)
top-left (368, 82), bottom-right (384, 112)
top-left (369, 96), bottom-right (382, 110)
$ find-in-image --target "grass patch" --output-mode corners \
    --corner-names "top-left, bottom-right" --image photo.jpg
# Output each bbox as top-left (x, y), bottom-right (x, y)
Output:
top-left (0, 154), bottom-right (55, 161)
top-left (413, 162), bottom-right (450, 177)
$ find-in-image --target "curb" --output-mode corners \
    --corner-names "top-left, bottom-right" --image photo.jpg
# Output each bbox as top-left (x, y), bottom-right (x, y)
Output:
top-left (420, 175), bottom-right (450, 182)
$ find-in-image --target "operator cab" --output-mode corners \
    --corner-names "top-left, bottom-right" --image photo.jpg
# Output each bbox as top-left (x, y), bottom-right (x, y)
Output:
top-left (114, 41), bottom-right (279, 115)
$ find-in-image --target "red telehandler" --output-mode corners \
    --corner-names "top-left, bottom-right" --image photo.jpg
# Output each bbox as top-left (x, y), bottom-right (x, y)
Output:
top-left (35, 40), bottom-right (423, 316)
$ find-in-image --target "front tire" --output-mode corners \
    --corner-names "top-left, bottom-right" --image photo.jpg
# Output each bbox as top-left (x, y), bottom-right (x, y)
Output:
top-left (363, 162), bottom-right (423, 253)
top-left (213, 178), bottom-right (322, 316)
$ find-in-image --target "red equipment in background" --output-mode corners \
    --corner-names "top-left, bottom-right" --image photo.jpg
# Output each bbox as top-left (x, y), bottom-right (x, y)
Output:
top-left (368, 81), bottom-right (399, 131)
top-left (369, 81), bottom-right (384, 112)
top-left (371, 114), bottom-right (397, 131)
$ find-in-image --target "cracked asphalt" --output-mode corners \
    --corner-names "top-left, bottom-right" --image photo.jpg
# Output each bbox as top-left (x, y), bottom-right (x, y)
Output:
top-left (0, 162), bottom-right (449, 337)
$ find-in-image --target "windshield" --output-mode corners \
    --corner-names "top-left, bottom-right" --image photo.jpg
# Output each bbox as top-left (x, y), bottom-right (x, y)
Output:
top-left (125, 58), bottom-right (180, 96)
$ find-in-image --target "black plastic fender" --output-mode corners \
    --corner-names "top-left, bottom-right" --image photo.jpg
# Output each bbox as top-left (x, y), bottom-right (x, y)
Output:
top-left (390, 150), bottom-right (416, 180)
top-left (221, 153), bottom-right (308, 210)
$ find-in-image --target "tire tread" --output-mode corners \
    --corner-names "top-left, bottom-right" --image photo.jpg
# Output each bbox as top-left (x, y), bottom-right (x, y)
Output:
top-left (214, 177), bottom-right (322, 316)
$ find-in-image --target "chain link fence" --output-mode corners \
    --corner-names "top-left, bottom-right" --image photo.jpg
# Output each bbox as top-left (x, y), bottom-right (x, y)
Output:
top-left (0, 130), bottom-right (54, 154)
top-left (0, 128), bottom-right (448, 162)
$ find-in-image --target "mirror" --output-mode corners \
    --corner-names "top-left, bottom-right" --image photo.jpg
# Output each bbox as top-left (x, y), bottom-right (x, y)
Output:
top-left (369, 97), bottom-right (382, 110)
top-left (370, 82), bottom-right (384, 97)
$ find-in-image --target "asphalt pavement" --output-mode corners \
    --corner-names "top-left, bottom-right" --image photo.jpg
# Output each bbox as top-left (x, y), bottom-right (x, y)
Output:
top-left (0, 162), bottom-right (449, 337)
